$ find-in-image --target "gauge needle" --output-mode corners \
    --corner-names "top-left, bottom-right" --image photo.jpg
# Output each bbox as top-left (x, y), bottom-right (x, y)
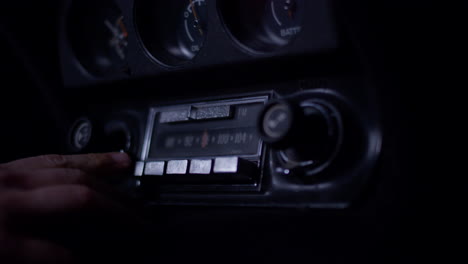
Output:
top-left (285, 0), bottom-right (294, 19)
top-left (190, 0), bottom-right (204, 36)
top-left (117, 16), bottom-right (128, 38)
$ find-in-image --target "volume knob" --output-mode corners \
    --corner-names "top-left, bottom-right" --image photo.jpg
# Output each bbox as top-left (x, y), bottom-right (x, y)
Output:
top-left (258, 98), bottom-right (342, 169)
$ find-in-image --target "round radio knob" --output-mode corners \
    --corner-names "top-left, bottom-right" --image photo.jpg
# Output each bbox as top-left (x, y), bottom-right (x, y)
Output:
top-left (69, 118), bottom-right (93, 152)
top-left (103, 120), bottom-right (133, 153)
top-left (258, 98), bottom-right (342, 167)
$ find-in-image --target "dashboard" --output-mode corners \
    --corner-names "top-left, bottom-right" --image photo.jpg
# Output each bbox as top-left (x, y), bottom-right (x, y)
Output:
top-left (1, 0), bottom-right (450, 262)
top-left (58, 0), bottom-right (381, 208)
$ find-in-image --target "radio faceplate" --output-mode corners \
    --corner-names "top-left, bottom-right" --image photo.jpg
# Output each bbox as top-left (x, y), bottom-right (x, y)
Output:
top-left (68, 84), bottom-right (381, 208)
top-left (135, 96), bottom-right (269, 192)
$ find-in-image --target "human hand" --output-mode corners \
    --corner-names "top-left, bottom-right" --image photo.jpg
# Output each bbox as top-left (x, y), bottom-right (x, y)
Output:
top-left (0, 153), bottom-right (147, 263)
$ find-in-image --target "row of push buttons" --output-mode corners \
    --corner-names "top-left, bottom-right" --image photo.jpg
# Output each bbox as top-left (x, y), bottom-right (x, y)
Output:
top-left (134, 157), bottom-right (256, 178)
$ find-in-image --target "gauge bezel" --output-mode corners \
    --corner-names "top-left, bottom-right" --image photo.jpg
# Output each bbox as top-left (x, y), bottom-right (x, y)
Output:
top-left (217, 0), bottom-right (305, 56)
top-left (133, 0), bottom-right (209, 68)
top-left (66, 0), bottom-right (130, 78)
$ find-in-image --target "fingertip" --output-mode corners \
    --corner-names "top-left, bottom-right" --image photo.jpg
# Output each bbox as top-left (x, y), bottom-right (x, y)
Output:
top-left (109, 152), bottom-right (132, 168)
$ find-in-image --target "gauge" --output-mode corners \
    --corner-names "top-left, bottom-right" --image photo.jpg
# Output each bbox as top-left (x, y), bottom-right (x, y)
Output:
top-left (177, 0), bottom-right (207, 59)
top-left (218, 0), bottom-right (304, 53)
top-left (135, 0), bottom-right (208, 66)
top-left (67, 0), bottom-right (129, 77)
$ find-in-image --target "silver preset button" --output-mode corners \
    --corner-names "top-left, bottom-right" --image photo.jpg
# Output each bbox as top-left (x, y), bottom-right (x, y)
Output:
top-left (167, 160), bottom-right (189, 174)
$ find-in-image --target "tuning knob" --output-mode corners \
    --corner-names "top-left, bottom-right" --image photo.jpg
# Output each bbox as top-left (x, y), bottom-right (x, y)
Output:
top-left (258, 98), bottom-right (342, 170)
top-left (103, 119), bottom-right (133, 153)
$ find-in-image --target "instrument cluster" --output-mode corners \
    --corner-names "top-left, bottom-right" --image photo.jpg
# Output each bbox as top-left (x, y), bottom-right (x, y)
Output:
top-left (60, 0), bottom-right (338, 87)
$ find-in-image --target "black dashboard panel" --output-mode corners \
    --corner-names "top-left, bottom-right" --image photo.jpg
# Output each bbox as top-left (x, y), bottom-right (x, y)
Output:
top-left (61, 81), bottom-right (381, 209)
top-left (2, 0), bottom-right (456, 262)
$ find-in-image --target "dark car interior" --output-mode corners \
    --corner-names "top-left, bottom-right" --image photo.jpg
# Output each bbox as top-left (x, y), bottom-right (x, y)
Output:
top-left (1, 0), bottom-right (461, 263)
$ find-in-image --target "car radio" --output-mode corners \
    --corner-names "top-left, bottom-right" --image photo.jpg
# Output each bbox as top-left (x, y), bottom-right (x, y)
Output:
top-left (67, 83), bottom-right (381, 208)
top-left (135, 96), bottom-right (268, 190)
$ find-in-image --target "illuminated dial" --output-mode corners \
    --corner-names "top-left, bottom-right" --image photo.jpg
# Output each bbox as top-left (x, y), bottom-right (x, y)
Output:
top-left (175, 0), bottom-right (207, 60)
top-left (104, 15), bottom-right (129, 64)
top-left (219, 0), bottom-right (304, 52)
top-left (264, 0), bottom-right (303, 45)
top-left (67, 0), bottom-right (129, 76)
top-left (136, 0), bottom-right (208, 66)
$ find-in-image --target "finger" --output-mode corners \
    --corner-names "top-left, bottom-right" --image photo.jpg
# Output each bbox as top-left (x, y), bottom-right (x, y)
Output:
top-left (2, 185), bottom-right (146, 229)
top-left (3, 236), bottom-right (74, 264)
top-left (1, 168), bottom-right (89, 190)
top-left (2, 186), bottom-right (149, 254)
top-left (1, 152), bottom-right (131, 172)
top-left (1, 187), bottom-right (151, 262)
top-left (1, 185), bottom-right (122, 216)
top-left (1, 170), bottom-right (137, 210)
top-left (2, 185), bottom-right (137, 239)
top-left (0, 167), bottom-right (142, 216)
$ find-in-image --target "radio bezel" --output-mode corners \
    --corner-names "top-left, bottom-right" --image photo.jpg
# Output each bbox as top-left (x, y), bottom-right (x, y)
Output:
top-left (137, 95), bottom-right (270, 193)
